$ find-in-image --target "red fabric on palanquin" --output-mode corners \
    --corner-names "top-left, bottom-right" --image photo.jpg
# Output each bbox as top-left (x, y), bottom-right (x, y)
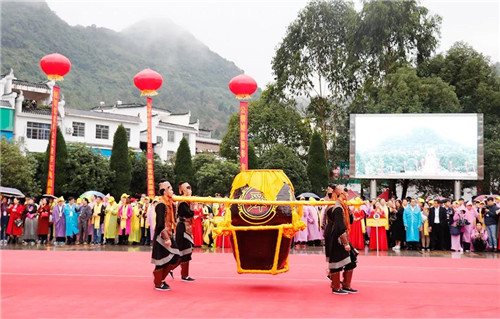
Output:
top-left (40, 53), bottom-right (71, 81)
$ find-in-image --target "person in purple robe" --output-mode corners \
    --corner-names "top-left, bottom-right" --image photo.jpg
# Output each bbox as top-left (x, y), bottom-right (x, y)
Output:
top-left (52, 197), bottom-right (67, 246)
top-left (306, 199), bottom-right (322, 246)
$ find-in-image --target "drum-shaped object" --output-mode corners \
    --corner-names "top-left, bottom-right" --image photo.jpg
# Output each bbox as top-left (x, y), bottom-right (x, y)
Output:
top-left (214, 170), bottom-right (305, 274)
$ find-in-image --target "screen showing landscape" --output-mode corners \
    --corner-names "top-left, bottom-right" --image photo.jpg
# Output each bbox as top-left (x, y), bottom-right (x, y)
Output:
top-left (350, 114), bottom-right (483, 180)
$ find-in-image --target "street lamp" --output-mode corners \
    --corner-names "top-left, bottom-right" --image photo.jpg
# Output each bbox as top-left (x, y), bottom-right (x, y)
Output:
top-left (228, 74), bottom-right (257, 171)
top-left (40, 53), bottom-right (71, 195)
top-left (134, 68), bottom-right (163, 198)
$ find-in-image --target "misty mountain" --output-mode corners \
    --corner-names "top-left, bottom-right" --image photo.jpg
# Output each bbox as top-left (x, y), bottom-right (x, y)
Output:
top-left (1, 1), bottom-right (248, 137)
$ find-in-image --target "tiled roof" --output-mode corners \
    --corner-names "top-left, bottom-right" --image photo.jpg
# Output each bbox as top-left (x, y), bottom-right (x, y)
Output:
top-left (91, 103), bottom-right (173, 113)
top-left (21, 108), bottom-right (53, 116)
top-left (0, 100), bottom-right (12, 108)
top-left (12, 79), bottom-right (50, 90)
top-left (158, 121), bottom-right (197, 132)
top-left (66, 108), bottom-right (142, 123)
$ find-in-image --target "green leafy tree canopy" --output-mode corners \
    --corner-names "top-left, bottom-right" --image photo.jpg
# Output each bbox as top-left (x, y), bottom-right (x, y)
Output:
top-left (110, 125), bottom-right (132, 197)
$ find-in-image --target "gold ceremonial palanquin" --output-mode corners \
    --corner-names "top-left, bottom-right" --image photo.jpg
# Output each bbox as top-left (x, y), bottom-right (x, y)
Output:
top-left (173, 169), bottom-right (337, 275)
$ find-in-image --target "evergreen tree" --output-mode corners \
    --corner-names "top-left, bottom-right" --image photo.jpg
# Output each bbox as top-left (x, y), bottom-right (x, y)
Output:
top-left (260, 144), bottom-right (311, 195)
top-left (307, 131), bottom-right (329, 195)
top-left (41, 127), bottom-right (68, 195)
top-left (110, 125), bottom-right (132, 197)
top-left (174, 137), bottom-right (194, 190)
top-left (1, 138), bottom-right (41, 197)
top-left (248, 142), bottom-right (259, 169)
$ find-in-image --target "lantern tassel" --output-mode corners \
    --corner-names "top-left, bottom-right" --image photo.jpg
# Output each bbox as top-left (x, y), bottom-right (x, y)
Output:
top-left (47, 74), bottom-right (64, 81)
top-left (141, 90), bottom-right (159, 97)
top-left (235, 94), bottom-right (251, 99)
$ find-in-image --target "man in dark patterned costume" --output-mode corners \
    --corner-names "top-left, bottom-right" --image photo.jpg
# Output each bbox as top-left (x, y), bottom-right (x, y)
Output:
top-left (151, 180), bottom-right (180, 291)
top-left (176, 182), bottom-right (196, 282)
top-left (324, 185), bottom-right (358, 295)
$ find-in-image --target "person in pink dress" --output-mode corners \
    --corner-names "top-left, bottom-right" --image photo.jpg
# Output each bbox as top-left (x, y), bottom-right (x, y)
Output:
top-left (450, 207), bottom-right (465, 252)
top-left (305, 198), bottom-right (322, 246)
top-left (368, 202), bottom-right (388, 250)
top-left (462, 202), bottom-right (479, 252)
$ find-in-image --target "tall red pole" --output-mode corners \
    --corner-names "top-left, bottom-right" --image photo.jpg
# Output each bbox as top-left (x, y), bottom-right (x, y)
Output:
top-left (46, 86), bottom-right (60, 195)
top-left (146, 97), bottom-right (155, 198)
top-left (239, 101), bottom-right (249, 171)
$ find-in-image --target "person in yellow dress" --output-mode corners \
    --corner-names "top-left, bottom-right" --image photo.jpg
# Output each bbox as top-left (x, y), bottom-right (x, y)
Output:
top-left (421, 204), bottom-right (431, 251)
top-left (129, 198), bottom-right (142, 245)
top-left (104, 196), bottom-right (118, 245)
top-left (91, 196), bottom-right (105, 245)
top-left (140, 196), bottom-right (152, 246)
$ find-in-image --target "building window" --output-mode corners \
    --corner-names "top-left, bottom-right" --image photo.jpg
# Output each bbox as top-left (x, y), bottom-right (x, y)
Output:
top-left (72, 122), bottom-right (85, 137)
top-left (167, 151), bottom-right (175, 161)
top-left (183, 133), bottom-right (189, 142)
top-left (95, 125), bottom-right (109, 139)
top-left (167, 131), bottom-right (174, 142)
top-left (26, 122), bottom-right (50, 140)
top-left (125, 128), bottom-right (131, 141)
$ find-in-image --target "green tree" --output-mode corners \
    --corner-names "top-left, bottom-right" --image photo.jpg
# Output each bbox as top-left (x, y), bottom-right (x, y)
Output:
top-left (362, 67), bottom-right (460, 114)
top-left (272, 0), bottom-right (358, 163)
top-left (354, 0), bottom-right (441, 77)
top-left (130, 152), bottom-right (175, 196)
top-left (259, 144), bottom-right (311, 195)
top-left (0, 138), bottom-right (41, 197)
top-left (109, 125), bottom-right (131, 197)
top-left (193, 152), bottom-right (219, 172)
top-left (64, 144), bottom-right (113, 196)
top-left (307, 132), bottom-right (329, 194)
top-left (194, 160), bottom-right (239, 196)
top-left (41, 127), bottom-right (68, 195)
top-left (220, 87), bottom-right (310, 161)
top-left (418, 42), bottom-right (500, 192)
top-left (174, 137), bottom-right (194, 189)
top-left (248, 143), bottom-right (259, 169)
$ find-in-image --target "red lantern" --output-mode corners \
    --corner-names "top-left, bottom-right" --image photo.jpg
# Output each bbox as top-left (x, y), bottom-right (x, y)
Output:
top-left (40, 53), bottom-right (71, 81)
top-left (229, 74), bottom-right (257, 99)
top-left (133, 68), bottom-right (163, 96)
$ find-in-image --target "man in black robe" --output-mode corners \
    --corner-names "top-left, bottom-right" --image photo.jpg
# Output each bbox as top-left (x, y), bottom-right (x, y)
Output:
top-left (324, 185), bottom-right (358, 295)
top-left (176, 182), bottom-right (196, 282)
top-left (151, 180), bottom-right (180, 291)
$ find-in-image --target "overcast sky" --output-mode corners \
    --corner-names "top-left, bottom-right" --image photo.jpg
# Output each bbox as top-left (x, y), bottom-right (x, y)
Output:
top-left (354, 114), bottom-right (478, 151)
top-left (45, 0), bottom-right (500, 87)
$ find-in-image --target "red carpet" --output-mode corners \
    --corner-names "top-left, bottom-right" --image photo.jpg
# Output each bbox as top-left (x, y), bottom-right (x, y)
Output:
top-left (1, 250), bottom-right (499, 318)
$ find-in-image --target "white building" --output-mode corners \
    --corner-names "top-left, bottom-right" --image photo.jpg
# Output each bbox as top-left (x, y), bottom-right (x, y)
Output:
top-left (1, 69), bottom-right (221, 160)
top-left (92, 102), bottom-right (198, 161)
